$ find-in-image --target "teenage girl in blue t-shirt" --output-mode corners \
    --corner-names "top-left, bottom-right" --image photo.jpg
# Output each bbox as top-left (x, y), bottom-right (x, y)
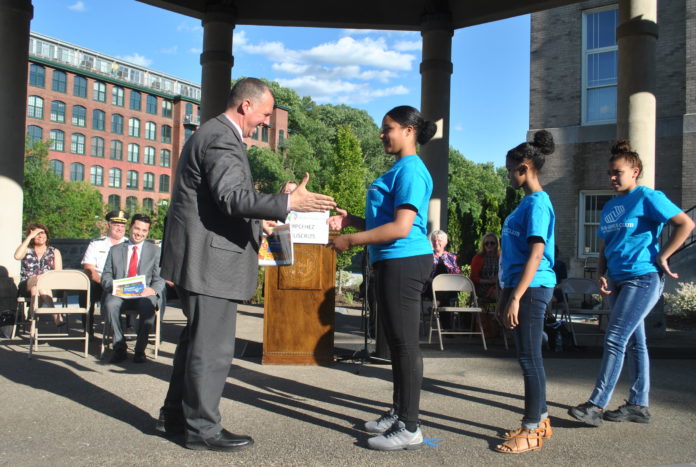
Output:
top-left (329, 106), bottom-right (435, 451)
top-left (495, 130), bottom-right (556, 454)
top-left (569, 141), bottom-right (694, 427)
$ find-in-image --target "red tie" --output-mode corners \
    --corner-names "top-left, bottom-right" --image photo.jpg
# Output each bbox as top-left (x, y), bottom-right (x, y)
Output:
top-left (128, 245), bottom-right (138, 277)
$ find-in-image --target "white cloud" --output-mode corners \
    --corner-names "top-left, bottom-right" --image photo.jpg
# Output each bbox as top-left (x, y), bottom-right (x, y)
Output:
top-left (234, 30), bottom-right (248, 47)
top-left (342, 29), bottom-right (419, 38)
top-left (189, 47), bottom-right (202, 54)
top-left (160, 45), bottom-right (178, 54)
top-left (453, 123), bottom-right (464, 132)
top-left (393, 40), bottom-right (421, 52)
top-left (68, 1), bottom-right (85, 12)
top-left (277, 76), bottom-right (408, 105)
top-left (118, 53), bottom-right (152, 67)
top-left (304, 37), bottom-right (414, 71)
top-left (177, 21), bottom-right (203, 33)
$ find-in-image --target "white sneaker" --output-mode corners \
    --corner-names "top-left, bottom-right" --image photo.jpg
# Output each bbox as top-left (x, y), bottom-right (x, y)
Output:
top-left (367, 421), bottom-right (423, 451)
top-left (364, 409), bottom-right (398, 434)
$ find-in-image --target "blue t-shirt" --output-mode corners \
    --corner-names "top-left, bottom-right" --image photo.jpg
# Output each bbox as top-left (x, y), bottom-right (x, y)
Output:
top-left (366, 154), bottom-right (433, 263)
top-left (598, 185), bottom-right (682, 281)
top-left (501, 191), bottom-right (556, 288)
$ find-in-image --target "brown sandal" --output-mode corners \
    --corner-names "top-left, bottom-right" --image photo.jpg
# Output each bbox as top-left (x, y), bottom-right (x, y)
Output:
top-left (502, 417), bottom-right (552, 440)
top-left (495, 427), bottom-right (543, 454)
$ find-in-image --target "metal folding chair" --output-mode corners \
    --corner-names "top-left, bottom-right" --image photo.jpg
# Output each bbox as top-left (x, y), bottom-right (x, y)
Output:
top-left (428, 274), bottom-right (487, 350)
top-left (558, 278), bottom-right (612, 346)
top-left (100, 301), bottom-right (161, 360)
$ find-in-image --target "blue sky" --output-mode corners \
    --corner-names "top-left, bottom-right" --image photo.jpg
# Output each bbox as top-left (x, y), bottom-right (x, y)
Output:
top-left (30, 0), bottom-right (531, 167)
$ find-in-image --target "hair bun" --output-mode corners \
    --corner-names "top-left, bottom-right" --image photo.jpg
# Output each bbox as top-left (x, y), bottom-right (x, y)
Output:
top-left (611, 140), bottom-right (632, 155)
top-left (418, 120), bottom-right (437, 145)
top-left (532, 130), bottom-right (555, 155)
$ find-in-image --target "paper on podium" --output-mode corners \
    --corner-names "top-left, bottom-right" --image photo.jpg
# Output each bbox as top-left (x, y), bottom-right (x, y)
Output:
top-left (285, 210), bottom-right (329, 244)
top-left (258, 224), bottom-right (294, 266)
top-left (113, 275), bottom-right (147, 298)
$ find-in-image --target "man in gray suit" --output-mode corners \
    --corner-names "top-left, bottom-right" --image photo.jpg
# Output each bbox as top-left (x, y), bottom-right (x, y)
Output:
top-left (102, 213), bottom-right (165, 364)
top-left (157, 78), bottom-right (335, 452)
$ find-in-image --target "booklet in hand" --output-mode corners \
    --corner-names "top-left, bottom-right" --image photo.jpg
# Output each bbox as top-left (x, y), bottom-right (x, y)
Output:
top-left (258, 224), bottom-right (294, 266)
top-left (113, 275), bottom-right (147, 298)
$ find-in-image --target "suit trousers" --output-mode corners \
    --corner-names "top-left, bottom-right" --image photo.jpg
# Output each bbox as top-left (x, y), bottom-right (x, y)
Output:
top-left (103, 294), bottom-right (157, 354)
top-left (163, 287), bottom-right (238, 439)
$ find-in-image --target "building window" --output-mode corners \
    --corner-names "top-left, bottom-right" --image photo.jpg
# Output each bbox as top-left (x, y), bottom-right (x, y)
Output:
top-left (127, 170), bottom-right (139, 189)
top-left (90, 165), bottom-right (103, 186)
top-left (93, 81), bottom-right (106, 102)
top-left (130, 90), bottom-right (141, 111)
top-left (70, 162), bottom-right (84, 182)
top-left (162, 100), bottom-right (172, 118)
top-left (185, 102), bottom-right (193, 116)
top-left (108, 168), bottom-right (122, 188)
top-left (29, 64), bottom-right (45, 87)
top-left (159, 174), bottom-right (170, 193)
top-left (92, 109), bottom-right (105, 131)
top-left (111, 114), bottom-right (124, 134)
top-left (143, 172), bottom-right (155, 191)
top-left (27, 125), bottom-right (43, 144)
top-left (112, 86), bottom-right (124, 106)
top-left (52, 70), bottom-right (67, 93)
top-left (71, 133), bottom-right (86, 155)
top-left (110, 140), bottom-right (123, 160)
top-left (160, 149), bottom-right (171, 168)
top-left (49, 129), bottom-right (65, 151)
top-left (144, 146), bottom-right (156, 165)
top-left (184, 127), bottom-right (194, 141)
top-left (161, 125), bottom-right (172, 143)
top-left (73, 75), bottom-right (87, 98)
top-left (146, 94), bottom-right (157, 114)
top-left (128, 143), bottom-right (140, 163)
top-left (128, 117), bottom-right (140, 137)
top-left (50, 101), bottom-right (66, 123)
top-left (578, 190), bottom-right (617, 257)
top-left (91, 136), bottom-right (105, 158)
top-left (145, 121), bottom-right (156, 141)
top-left (49, 159), bottom-right (64, 178)
top-left (126, 196), bottom-right (139, 213)
top-left (262, 126), bottom-right (269, 142)
top-left (278, 129), bottom-right (285, 147)
top-left (142, 198), bottom-right (154, 213)
top-left (72, 105), bottom-right (86, 126)
top-left (28, 96), bottom-right (44, 119)
top-left (251, 127), bottom-right (259, 140)
top-left (582, 6), bottom-right (618, 125)
top-left (108, 194), bottom-right (121, 210)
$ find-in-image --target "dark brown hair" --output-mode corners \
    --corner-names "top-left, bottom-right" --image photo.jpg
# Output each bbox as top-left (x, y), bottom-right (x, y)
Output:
top-left (26, 222), bottom-right (50, 247)
top-left (610, 140), bottom-right (643, 178)
top-left (506, 130), bottom-right (555, 171)
top-left (385, 106), bottom-right (437, 145)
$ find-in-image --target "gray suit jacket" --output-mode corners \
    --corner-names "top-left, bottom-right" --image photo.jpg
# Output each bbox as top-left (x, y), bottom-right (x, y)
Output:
top-left (161, 114), bottom-right (288, 300)
top-left (102, 241), bottom-right (165, 297)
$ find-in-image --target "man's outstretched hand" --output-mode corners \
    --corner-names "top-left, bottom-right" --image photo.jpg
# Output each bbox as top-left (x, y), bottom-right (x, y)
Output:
top-left (289, 173), bottom-right (336, 212)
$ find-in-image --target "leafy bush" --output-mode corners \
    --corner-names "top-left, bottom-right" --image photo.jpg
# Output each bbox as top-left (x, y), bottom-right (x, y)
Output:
top-left (664, 282), bottom-right (696, 319)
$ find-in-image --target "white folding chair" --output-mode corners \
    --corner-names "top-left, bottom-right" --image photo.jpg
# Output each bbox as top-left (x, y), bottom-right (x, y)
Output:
top-left (28, 270), bottom-right (90, 358)
top-left (428, 274), bottom-right (487, 351)
top-left (100, 302), bottom-right (160, 360)
top-left (559, 278), bottom-right (612, 346)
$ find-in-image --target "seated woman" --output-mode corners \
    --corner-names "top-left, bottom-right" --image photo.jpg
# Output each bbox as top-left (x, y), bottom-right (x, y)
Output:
top-left (13, 223), bottom-right (63, 325)
top-left (427, 230), bottom-right (461, 329)
top-left (470, 233), bottom-right (500, 304)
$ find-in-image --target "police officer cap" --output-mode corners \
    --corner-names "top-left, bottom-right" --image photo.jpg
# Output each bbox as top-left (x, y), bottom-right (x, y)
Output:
top-left (105, 210), bottom-right (128, 224)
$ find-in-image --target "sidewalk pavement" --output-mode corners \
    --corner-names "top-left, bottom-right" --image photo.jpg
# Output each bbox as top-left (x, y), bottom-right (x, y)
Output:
top-left (1, 303), bottom-right (695, 466)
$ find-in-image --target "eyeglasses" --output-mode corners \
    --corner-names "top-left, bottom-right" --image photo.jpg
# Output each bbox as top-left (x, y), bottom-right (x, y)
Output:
top-left (484, 241), bottom-right (497, 246)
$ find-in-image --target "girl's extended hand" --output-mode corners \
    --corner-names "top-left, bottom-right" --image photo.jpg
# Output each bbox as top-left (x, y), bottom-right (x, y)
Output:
top-left (327, 208), bottom-right (350, 231)
top-left (597, 275), bottom-right (612, 295)
top-left (328, 234), bottom-right (352, 252)
top-left (505, 298), bottom-right (520, 329)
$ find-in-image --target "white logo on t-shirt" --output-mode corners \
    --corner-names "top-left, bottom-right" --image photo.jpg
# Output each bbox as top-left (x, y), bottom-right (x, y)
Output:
top-left (604, 205), bottom-right (625, 223)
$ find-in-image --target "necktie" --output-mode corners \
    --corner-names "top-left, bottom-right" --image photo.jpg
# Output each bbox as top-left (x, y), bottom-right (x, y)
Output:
top-left (128, 245), bottom-right (138, 277)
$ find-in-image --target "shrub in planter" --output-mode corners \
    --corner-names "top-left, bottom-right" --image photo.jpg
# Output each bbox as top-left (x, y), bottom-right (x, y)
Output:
top-left (664, 282), bottom-right (696, 319)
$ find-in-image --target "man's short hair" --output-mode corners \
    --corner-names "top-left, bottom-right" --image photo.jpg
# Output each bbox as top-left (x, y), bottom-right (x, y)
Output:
top-left (130, 213), bottom-right (152, 226)
top-left (227, 78), bottom-right (273, 108)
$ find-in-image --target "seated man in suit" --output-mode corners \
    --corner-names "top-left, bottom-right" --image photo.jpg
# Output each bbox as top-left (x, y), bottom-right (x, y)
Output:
top-left (102, 213), bottom-right (164, 364)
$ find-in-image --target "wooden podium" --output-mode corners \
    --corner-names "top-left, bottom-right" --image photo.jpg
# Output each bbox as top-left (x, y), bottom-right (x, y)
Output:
top-left (262, 242), bottom-right (336, 365)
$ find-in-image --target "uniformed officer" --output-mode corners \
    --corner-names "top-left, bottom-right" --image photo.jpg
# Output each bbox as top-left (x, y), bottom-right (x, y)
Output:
top-left (80, 210), bottom-right (129, 332)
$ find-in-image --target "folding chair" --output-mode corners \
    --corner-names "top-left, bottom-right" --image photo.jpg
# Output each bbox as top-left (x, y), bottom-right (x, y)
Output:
top-left (28, 270), bottom-right (90, 358)
top-left (100, 301), bottom-right (160, 360)
top-left (428, 274), bottom-right (487, 351)
top-left (558, 278), bottom-right (612, 346)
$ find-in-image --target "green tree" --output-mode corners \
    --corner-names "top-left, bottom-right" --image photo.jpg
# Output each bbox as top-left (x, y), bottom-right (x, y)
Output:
top-left (23, 139), bottom-right (103, 238)
top-left (247, 145), bottom-right (290, 194)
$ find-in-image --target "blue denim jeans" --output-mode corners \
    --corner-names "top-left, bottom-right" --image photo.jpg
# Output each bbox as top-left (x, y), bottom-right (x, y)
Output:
top-left (504, 287), bottom-right (554, 426)
top-left (589, 272), bottom-right (664, 408)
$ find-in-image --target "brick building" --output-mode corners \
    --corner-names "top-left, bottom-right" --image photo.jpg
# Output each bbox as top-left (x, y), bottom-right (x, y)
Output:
top-left (530, 1), bottom-right (695, 276)
top-left (24, 32), bottom-right (288, 214)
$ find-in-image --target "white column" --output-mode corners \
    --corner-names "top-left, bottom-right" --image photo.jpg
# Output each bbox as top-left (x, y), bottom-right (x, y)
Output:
top-left (199, 8), bottom-right (235, 124)
top-left (420, 13), bottom-right (453, 232)
top-left (616, 0), bottom-right (658, 187)
top-left (0, 0), bottom-right (33, 278)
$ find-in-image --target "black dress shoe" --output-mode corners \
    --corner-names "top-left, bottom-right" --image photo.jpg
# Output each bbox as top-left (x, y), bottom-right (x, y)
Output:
top-left (133, 352), bottom-right (146, 363)
top-left (109, 350), bottom-right (128, 364)
top-left (185, 429), bottom-right (254, 452)
top-left (155, 408), bottom-right (186, 436)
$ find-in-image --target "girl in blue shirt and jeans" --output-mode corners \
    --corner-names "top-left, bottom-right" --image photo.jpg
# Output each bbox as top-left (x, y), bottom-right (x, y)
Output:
top-left (569, 141), bottom-right (694, 427)
top-left (495, 130), bottom-right (556, 454)
top-left (329, 106), bottom-right (435, 451)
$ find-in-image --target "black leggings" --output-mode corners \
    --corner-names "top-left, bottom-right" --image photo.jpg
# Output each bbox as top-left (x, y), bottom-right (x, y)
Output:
top-left (373, 254), bottom-right (432, 431)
